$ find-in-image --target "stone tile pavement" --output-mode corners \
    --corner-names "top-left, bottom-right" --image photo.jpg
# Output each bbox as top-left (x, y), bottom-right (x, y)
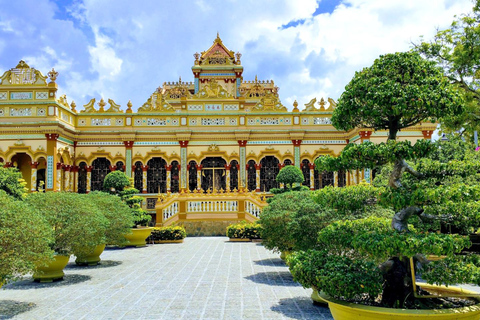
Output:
top-left (0, 237), bottom-right (333, 320)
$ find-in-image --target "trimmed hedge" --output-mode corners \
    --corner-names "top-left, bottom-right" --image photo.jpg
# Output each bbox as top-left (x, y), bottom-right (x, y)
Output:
top-left (226, 222), bottom-right (263, 239)
top-left (147, 226), bottom-right (187, 241)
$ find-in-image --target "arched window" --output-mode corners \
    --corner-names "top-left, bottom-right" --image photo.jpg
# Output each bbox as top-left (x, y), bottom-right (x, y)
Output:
top-left (188, 161), bottom-right (197, 192)
top-left (230, 160), bottom-right (239, 191)
top-left (147, 157), bottom-right (167, 193)
top-left (116, 161), bottom-right (124, 172)
top-left (284, 159), bottom-right (293, 166)
top-left (260, 156), bottom-right (280, 192)
top-left (247, 160), bottom-right (256, 191)
top-left (134, 161), bottom-right (143, 191)
top-left (91, 158), bottom-right (111, 191)
top-left (201, 157), bottom-right (226, 192)
top-left (78, 162), bottom-right (87, 194)
top-left (301, 159), bottom-right (311, 187)
top-left (171, 161), bottom-right (179, 193)
top-left (314, 156), bottom-right (335, 190)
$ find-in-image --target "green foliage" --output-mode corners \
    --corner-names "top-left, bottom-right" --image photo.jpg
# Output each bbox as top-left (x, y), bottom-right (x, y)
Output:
top-left (0, 191), bottom-right (54, 283)
top-left (86, 191), bottom-right (135, 246)
top-left (415, 2), bottom-right (480, 138)
top-left (422, 255), bottom-right (480, 286)
top-left (117, 187), bottom-right (151, 227)
top-left (147, 226), bottom-right (187, 241)
top-left (288, 250), bottom-right (383, 302)
top-left (269, 185), bottom-right (310, 195)
top-left (103, 171), bottom-right (131, 192)
top-left (275, 165), bottom-right (304, 189)
top-left (428, 135), bottom-right (474, 163)
top-left (332, 51), bottom-right (463, 140)
top-left (26, 192), bottom-right (109, 256)
top-left (226, 222), bottom-right (263, 239)
top-left (0, 164), bottom-right (28, 200)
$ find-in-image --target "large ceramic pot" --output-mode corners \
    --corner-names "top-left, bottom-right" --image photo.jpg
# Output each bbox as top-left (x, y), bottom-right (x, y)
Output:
top-left (319, 283), bottom-right (480, 320)
top-left (33, 254), bottom-right (70, 282)
top-left (280, 251), bottom-right (291, 261)
top-left (124, 227), bottom-right (153, 247)
top-left (75, 244), bottom-right (106, 266)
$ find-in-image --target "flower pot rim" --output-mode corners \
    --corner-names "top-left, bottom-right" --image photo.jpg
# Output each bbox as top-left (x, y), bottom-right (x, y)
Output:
top-left (319, 283), bottom-right (480, 316)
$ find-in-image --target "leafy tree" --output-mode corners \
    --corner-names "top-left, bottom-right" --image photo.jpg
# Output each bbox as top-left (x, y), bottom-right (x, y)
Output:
top-left (275, 165), bottom-right (304, 189)
top-left (415, 1), bottom-right (480, 138)
top-left (0, 191), bottom-right (54, 284)
top-left (332, 51), bottom-right (463, 140)
top-left (0, 164), bottom-right (28, 200)
top-left (103, 170), bottom-right (131, 192)
top-left (296, 51), bottom-right (480, 309)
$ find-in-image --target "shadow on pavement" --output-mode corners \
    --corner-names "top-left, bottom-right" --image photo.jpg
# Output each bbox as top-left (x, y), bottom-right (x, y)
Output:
top-left (271, 297), bottom-right (332, 319)
top-left (0, 300), bottom-right (35, 319)
top-left (65, 260), bottom-right (122, 269)
top-left (3, 274), bottom-right (91, 290)
top-left (254, 258), bottom-right (286, 267)
top-left (244, 271), bottom-right (299, 287)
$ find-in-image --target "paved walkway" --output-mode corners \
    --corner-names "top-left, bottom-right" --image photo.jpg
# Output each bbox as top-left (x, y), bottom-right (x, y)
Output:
top-left (0, 237), bottom-right (333, 320)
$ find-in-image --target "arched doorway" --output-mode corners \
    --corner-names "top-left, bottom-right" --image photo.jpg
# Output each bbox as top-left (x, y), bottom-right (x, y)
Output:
top-left (134, 161), bottom-right (143, 191)
top-left (247, 160), bottom-right (256, 191)
top-left (91, 158), bottom-right (111, 191)
top-left (78, 162), bottom-right (87, 193)
top-left (201, 157), bottom-right (226, 191)
top-left (171, 161), bottom-right (179, 193)
top-left (11, 153), bottom-right (32, 191)
top-left (36, 156), bottom-right (47, 192)
top-left (229, 160), bottom-right (239, 191)
top-left (147, 157), bottom-right (167, 193)
top-left (260, 156), bottom-right (280, 192)
top-left (301, 159), bottom-right (311, 188)
top-left (188, 160), bottom-right (197, 192)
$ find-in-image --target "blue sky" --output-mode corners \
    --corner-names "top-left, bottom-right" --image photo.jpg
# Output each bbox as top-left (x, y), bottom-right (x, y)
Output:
top-left (0, 0), bottom-right (473, 111)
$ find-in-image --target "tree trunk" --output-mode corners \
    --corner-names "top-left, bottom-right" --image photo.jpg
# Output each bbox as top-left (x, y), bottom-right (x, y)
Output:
top-left (381, 257), bottom-right (415, 308)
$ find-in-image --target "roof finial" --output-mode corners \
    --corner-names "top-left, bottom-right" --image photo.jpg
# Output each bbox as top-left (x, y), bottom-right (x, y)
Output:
top-left (214, 32), bottom-right (222, 44)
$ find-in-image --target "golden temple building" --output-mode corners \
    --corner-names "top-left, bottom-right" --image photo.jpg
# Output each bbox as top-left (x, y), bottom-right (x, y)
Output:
top-left (0, 36), bottom-right (435, 234)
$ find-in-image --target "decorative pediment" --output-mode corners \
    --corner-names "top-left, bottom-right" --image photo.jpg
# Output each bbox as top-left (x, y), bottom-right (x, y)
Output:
top-left (252, 92), bottom-right (287, 112)
top-left (164, 83), bottom-right (192, 99)
top-left (302, 97), bottom-right (337, 112)
top-left (193, 80), bottom-right (233, 99)
top-left (138, 93), bottom-right (174, 112)
top-left (238, 76), bottom-right (279, 98)
top-left (57, 94), bottom-right (69, 108)
top-left (0, 60), bottom-right (47, 86)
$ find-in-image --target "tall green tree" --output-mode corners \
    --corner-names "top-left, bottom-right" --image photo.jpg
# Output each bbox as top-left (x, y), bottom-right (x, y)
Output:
top-left (415, 0), bottom-right (480, 137)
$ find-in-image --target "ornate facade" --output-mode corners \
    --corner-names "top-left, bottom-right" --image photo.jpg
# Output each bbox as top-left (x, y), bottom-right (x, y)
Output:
top-left (0, 36), bottom-right (435, 229)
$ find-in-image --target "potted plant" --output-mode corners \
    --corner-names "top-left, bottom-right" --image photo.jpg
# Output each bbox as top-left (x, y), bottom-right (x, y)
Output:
top-left (26, 192), bottom-right (109, 281)
top-left (0, 187), bottom-right (54, 287)
top-left (103, 171), bottom-right (152, 247)
top-left (147, 226), bottom-right (187, 243)
top-left (288, 51), bottom-right (480, 319)
top-left (75, 191), bottom-right (134, 265)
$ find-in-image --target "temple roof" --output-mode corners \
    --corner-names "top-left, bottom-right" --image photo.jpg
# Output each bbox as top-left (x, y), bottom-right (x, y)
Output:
top-left (200, 33), bottom-right (235, 60)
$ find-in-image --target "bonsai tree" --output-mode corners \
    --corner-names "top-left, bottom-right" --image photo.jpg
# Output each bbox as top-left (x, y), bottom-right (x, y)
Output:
top-left (26, 192), bottom-right (109, 257)
top-left (103, 171), bottom-right (151, 227)
top-left (87, 191), bottom-right (135, 245)
top-left (276, 165), bottom-right (304, 189)
top-left (0, 190), bottom-right (54, 284)
top-left (288, 51), bottom-right (480, 310)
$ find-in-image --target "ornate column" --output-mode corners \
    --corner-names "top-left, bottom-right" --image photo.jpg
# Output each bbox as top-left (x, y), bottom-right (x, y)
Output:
top-left (238, 140), bottom-right (247, 189)
top-left (30, 161), bottom-right (39, 192)
top-left (166, 165), bottom-right (172, 192)
top-left (45, 134), bottom-right (59, 191)
top-left (86, 165), bottom-right (92, 193)
top-left (196, 165), bottom-right (202, 190)
top-left (309, 163), bottom-right (315, 190)
top-left (124, 141), bottom-right (134, 178)
top-left (179, 141), bottom-right (189, 191)
top-left (225, 164), bottom-right (231, 191)
top-left (141, 165), bottom-right (148, 193)
top-left (56, 163), bottom-right (63, 191)
top-left (63, 165), bottom-right (71, 192)
top-left (255, 163), bottom-right (261, 192)
top-left (292, 140), bottom-right (302, 169)
top-left (71, 166), bottom-right (78, 192)
top-left (278, 163), bottom-right (285, 189)
top-left (334, 171), bottom-right (338, 187)
top-left (109, 165), bottom-right (117, 172)
top-left (359, 131), bottom-right (373, 183)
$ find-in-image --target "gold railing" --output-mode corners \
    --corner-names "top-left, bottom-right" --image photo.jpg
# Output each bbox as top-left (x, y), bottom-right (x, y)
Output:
top-left (153, 188), bottom-right (268, 226)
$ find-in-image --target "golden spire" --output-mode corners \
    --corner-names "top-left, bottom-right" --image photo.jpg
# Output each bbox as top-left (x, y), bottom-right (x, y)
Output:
top-left (126, 100), bottom-right (133, 113)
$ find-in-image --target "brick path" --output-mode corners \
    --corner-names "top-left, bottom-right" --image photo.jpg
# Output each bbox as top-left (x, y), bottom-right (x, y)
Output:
top-left (0, 237), bottom-right (333, 320)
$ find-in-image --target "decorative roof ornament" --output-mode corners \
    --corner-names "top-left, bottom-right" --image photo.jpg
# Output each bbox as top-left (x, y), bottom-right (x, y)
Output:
top-left (252, 92), bottom-right (287, 112)
top-left (126, 100), bottom-right (133, 113)
top-left (318, 98), bottom-right (326, 111)
top-left (0, 60), bottom-right (47, 85)
top-left (194, 52), bottom-right (200, 65)
top-left (81, 98), bottom-right (96, 113)
top-left (292, 100), bottom-right (299, 112)
top-left (106, 99), bottom-right (122, 112)
top-left (193, 79), bottom-right (233, 99)
top-left (138, 92), bottom-right (174, 112)
top-left (47, 68), bottom-right (58, 82)
top-left (70, 101), bottom-right (77, 112)
top-left (303, 98), bottom-right (317, 111)
top-left (327, 98), bottom-right (337, 110)
top-left (235, 52), bottom-right (242, 65)
top-left (58, 94), bottom-right (69, 108)
top-left (98, 98), bottom-right (106, 112)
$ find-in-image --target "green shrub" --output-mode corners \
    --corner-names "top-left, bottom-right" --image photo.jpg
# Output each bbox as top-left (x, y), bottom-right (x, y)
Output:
top-left (0, 164), bottom-right (28, 200)
top-left (26, 192), bottom-right (109, 256)
top-left (226, 222), bottom-right (263, 239)
top-left (103, 170), bottom-right (131, 192)
top-left (0, 191), bottom-right (54, 283)
top-left (120, 187), bottom-right (151, 227)
top-left (87, 191), bottom-right (135, 246)
top-left (147, 226), bottom-right (187, 241)
top-left (276, 165), bottom-right (304, 189)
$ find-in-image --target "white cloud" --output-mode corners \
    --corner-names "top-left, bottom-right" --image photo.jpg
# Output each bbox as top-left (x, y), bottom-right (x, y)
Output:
top-left (88, 31), bottom-right (123, 79)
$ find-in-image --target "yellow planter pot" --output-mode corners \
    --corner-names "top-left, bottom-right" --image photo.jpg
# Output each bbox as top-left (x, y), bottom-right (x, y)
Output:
top-left (229, 238), bottom-right (251, 242)
top-left (154, 239), bottom-right (184, 244)
top-left (280, 251), bottom-right (291, 261)
top-left (311, 288), bottom-right (328, 306)
top-left (33, 255), bottom-right (70, 283)
top-left (320, 284), bottom-right (480, 320)
top-left (75, 244), bottom-right (106, 266)
top-left (124, 227), bottom-right (153, 247)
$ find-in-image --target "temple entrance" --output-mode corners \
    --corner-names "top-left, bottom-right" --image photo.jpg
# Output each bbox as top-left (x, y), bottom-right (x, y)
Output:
top-left (201, 157), bottom-right (226, 191)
